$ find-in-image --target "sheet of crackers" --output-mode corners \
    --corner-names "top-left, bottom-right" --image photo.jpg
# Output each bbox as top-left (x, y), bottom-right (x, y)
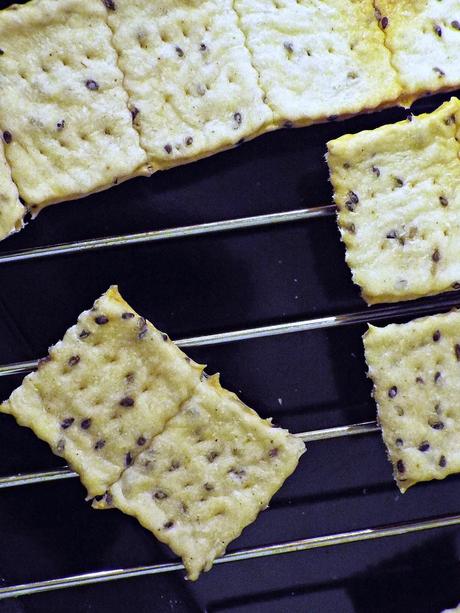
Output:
top-left (0, 0), bottom-right (459, 240)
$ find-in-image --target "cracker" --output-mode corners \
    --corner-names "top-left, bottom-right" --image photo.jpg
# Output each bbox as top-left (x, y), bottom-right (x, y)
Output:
top-left (0, 141), bottom-right (25, 240)
top-left (104, 0), bottom-right (273, 169)
top-left (233, 0), bottom-right (401, 127)
top-left (101, 374), bottom-right (305, 580)
top-left (1, 286), bottom-right (204, 498)
top-left (364, 310), bottom-right (460, 492)
top-left (443, 605), bottom-right (460, 613)
top-left (375, 0), bottom-right (460, 102)
top-left (0, 0), bottom-right (148, 212)
top-left (327, 97), bottom-right (460, 304)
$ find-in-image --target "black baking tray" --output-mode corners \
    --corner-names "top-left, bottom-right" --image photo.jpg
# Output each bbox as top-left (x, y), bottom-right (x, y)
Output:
top-left (1, 2), bottom-right (460, 609)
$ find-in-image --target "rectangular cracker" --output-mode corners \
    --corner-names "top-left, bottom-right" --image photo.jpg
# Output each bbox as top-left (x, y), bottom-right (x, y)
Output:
top-left (0, 0), bottom-right (148, 212)
top-left (100, 374), bottom-right (304, 580)
top-left (327, 97), bottom-right (460, 304)
top-left (0, 141), bottom-right (25, 241)
top-left (105, 0), bottom-right (273, 169)
top-left (1, 286), bottom-right (204, 498)
top-left (364, 310), bottom-right (460, 492)
top-left (375, 0), bottom-right (460, 102)
top-left (233, 0), bottom-right (401, 127)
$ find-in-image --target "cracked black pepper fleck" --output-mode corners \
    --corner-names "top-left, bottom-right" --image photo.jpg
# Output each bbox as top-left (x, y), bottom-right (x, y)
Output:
top-left (85, 79), bottom-right (99, 91)
top-left (200, 42), bottom-right (207, 50)
top-left (433, 67), bottom-right (446, 77)
top-left (433, 330), bottom-right (441, 342)
top-left (154, 490), bottom-right (168, 500)
top-left (455, 344), bottom-right (460, 360)
top-left (372, 165), bottom-right (380, 177)
top-left (434, 371), bottom-right (442, 383)
top-left (81, 418), bottom-right (92, 430)
top-left (95, 315), bottom-right (109, 325)
top-left (345, 191), bottom-right (359, 211)
top-left (207, 451), bottom-right (219, 463)
top-left (418, 442), bottom-right (430, 452)
top-left (130, 107), bottom-right (139, 121)
top-left (415, 376), bottom-right (424, 384)
top-left (61, 417), bottom-right (75, 429)
top-left (234, 112), bottom-right (242, 126)
top-left (452, 20), bottom-right (460, 30)
top-left (163, 521), bottom-right (174, 529)
top-left (175, 46), bottom-right (184, 57)
top-left (380, 16), bottom-right (388, 29)
top-left (102, 0), bottom-right (116, 9)
top-left (121, 312), bottom-right (134, 319)
top-left (395, 438), bottom-right (403, 446)
top-left (431, 421), bottom-right (444, 430)
top-left (3, 131), bottom-right (12, 144)
top-left (125, 452), bottom-right (133, 466)
top-left (388, 386), bottom-right (398, 398)
top-left (185, 136), bottom-right (193, 146)
top-left (439, 455), bottom-right (447, 467)
top-left (440, 196), bottom-right (449, 207)
top-left (56, 119), bottom-right (65, 130)
top-left (434, 24), bottom-right (442, 37)
top-left (432, 249), bottom-right (440, 262)
top-left (95, 439), bottom-right (105, 450)
top-left (396, 459), bottom-right (405, 473)
top-left (79, 329), bottom-right (90, 338)
top-left (68, 355), bottom-right (80, 367)
top-left (164, 143), bottom-right (172, 154)
top-left (120, 396), bottom-right (135, 407)
top-left (137, 436), bottom-right (146, 446)
top-left (283, 41), bottom-right (294, 53)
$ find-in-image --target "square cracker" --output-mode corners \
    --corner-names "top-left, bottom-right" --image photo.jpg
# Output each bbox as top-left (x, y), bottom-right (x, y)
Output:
top-left (364, 310), bottom-right (460, 492)
top-left (327, 97), bottom-right (460, 304)
top-left (0, 142), bottom-right (25, 241)
top-left (1, 286), bottom-right (204, 498)
top-left (233, 0), bottom-right (401, 127)
top-left (0, 0), bottom-right (148, 211)
top-left (375, 0), bottom-right (460, 102)
top-left (105, 0), bottom-right (273, 169)
top-left (102, 374), bottom-right (305, 580)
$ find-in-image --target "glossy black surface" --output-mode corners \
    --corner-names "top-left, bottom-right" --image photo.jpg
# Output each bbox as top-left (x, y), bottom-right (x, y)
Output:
top-left (0, 3), bottom-right (460, 609)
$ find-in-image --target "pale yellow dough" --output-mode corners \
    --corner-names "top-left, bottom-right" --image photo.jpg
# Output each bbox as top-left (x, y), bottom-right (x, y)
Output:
top-left (106, 374), bottom-right (305, 580)
top-left (328, 98), bottom-right (460, 304)
top-left (233, 0), bottom-right (401, 126)
top-left (376, 0), bottom-right (460, 102)
top-left (364, 310), bottom-right (460, 492)
top-left (1, 286), bottom-right (204, 498)
top-left (0, 141), bottom-right (25, 240)
top-left (0, 0), bottom-right (148, 211)
top-left (106, 0), bottom-right (273, 169)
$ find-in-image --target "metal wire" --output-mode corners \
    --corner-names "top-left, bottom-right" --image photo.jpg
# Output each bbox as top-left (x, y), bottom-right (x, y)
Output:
top-left (0, 421), bottom-right (379, 490)
top-left (1, 512), bottom-right (459, 599)
top-left (0, 206), bottom-right (335, 264)
top-left (1, 292), bottom-right (459, 379)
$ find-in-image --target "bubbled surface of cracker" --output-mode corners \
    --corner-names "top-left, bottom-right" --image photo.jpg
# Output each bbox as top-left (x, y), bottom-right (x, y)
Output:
top-left (364, 310), bottom-right (460, 492)
top-left (328, 97), bottom-right (460, 304)
top-left (1, 286), bottom-right (204, 497)
top-left (0, 0), bottom-right (148, 210)
top-left (375, 0), bottom-right (460, 99)
top-left (0, 141), bottom-right (25, 240)
top-left (106, 374), bottom-right (305, 580)
top-left (233, 0), bottom-right (401, 126)
top-left (105, 0), bottom-right (273, 168)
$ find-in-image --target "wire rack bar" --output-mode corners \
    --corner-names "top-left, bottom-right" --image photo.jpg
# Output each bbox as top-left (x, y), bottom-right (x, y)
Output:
top-left (1, 512), bottom-right (459, 600)
top-left (0, 421), bottom-right (379, 490)
top-left (2, 293), bottom-right (459, 379)
top-left (0, 206), bottom-right (335, 264)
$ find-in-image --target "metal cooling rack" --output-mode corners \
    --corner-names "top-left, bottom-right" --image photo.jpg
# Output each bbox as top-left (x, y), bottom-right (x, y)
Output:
top-left (1, 205), bottom-right (460, 601)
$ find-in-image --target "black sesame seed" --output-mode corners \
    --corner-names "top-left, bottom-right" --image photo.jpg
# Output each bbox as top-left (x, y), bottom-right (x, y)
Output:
top-left (95, 439), bottom-right (106, 450)
top-left (95, 315), bottom-right (109, 325)
top-left (372, 165), bottom-right (380, 177)
top-left (345, 190), bottom-right (359, 211)
top-left (433, 330), bottom-right (441, 342)
top-left (432, 249), bottom-right (441, 262)
top-left (431, 421), bottom-right (444, 430)
top-left (61, 417), bottom-right (75, 429)
top-left (79, 329), bottom-right (90, 338)
top-left (164, 143), bottom-right (172, 154)
top-left (56, 119), bottom-right (65, 130)
top-left (185, 136), bottom-right (193, 146)
top-left (81, 418), bottom-right (92, 430)
top-left (380, 16), bottom-right (389, 29)
top-left (439, 455), bottom-right (447, 467)
top-left (455, 344), bottom-right (460, 361)
top-left (452, 20), bottom-right (460, 30)
top-left (68, 355), bottom-right (80, 367)
top-left (125, 452), bottom-right (133, 466)
top-left (418, 441), bottom-right (430, 452)
top-left (85, 79), bottom-right (99, 91)
top-left (434, 24), bottom-right (442, 37)
top-left (163, 521), bottom-right (174, 529)
top-left (120, 396), bottom-right (135, 407)
top-left (440, 196), bottom-right (449, 207)
top-left (102, 0), bottom-right (116, 9)
top-left (121, 312), bottom-right (135, 320)
top-left (434, 371), bottom-right (442, 383)
top-left (3, 131), bottom-right (12, 144)
top-left (137, 436), bottom-right (146, 446)
top-left (396, 459), bottom-right (405, 473)
top-left (388, 386), bottom-right (398, 398)
top-left (395, 438), bottom-right (404, 447)
top-left (154, 490), bottom-right (168, 500)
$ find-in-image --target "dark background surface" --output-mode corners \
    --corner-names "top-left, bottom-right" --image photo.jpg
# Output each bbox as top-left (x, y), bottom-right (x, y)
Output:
top-left (1, 2), bottom-right (460, 610)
